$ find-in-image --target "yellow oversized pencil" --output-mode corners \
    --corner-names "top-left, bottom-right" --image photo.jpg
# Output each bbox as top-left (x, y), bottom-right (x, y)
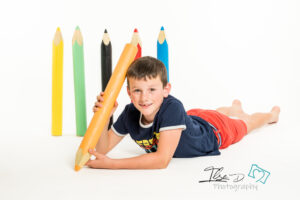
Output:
top-left (74, 39), bottom-right (138, 171)
top-left (52, 27), bottom-right (63, 136)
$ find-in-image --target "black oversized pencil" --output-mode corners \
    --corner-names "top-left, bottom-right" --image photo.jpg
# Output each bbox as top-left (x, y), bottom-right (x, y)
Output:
top-left (101, 29), bottom-right (113, 128)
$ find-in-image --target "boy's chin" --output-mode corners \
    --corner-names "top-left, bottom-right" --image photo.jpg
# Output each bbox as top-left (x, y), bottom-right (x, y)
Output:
top-left (140, 110), bottom-right (153, 116)
top-left (140, 109), bottom-right (155, 117)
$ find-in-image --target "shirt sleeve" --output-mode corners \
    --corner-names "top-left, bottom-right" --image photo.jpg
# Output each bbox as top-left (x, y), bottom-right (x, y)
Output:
top-left (159, 100), bottom-right (187, 132)
top-left (111, 105), bottom-right (130, 137)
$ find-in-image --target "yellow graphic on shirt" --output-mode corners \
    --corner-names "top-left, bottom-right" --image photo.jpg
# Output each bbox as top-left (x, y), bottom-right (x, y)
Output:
top-left (135, 132), bottom-right (160, 153)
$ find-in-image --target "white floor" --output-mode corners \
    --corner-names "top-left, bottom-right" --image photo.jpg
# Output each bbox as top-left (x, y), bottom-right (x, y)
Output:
top-left (0, 112), bottom-right (298, 200)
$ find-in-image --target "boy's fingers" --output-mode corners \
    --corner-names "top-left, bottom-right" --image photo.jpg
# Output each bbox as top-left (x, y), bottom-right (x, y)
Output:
top-left (97, 96), bottom-right (104, 102)
top-left (95, 102), bottom-right (103, 107)
top-left (89, 149), bottom-right (101, 158)
top-left (85, 159), bottom-right (91, 166)
top-left (85, 159), bottom-right (96, 168)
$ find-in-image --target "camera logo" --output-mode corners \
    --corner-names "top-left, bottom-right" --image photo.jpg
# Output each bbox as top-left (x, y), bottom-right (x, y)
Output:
top-left (248, 164), bottom-right (270, 184)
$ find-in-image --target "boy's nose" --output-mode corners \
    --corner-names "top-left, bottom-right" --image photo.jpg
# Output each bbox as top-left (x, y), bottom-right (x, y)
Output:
top-left (140, 91), bottom-right (149, 101)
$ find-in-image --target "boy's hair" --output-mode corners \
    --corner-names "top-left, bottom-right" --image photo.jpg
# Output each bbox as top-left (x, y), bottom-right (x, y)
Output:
top-left (126, 56), bottom-right (168, 88)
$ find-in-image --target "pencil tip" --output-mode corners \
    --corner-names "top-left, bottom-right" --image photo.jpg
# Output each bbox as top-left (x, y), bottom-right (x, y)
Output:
top-left (160, 26), bottom-right (164, 31)
top-left (104, 29), bottom-right (107, 33)
top-left (56, 27), bottom-right (60, 32)
top-left (76, 26), bottom-right (80, 30)
top-left (134, 28), bottom-right (138, 33)
top-left (75, 165), bottom-right (81, 171)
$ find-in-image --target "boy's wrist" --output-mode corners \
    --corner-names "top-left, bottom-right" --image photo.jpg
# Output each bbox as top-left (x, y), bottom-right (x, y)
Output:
top-left (108, 158), bottom-right (117, 169)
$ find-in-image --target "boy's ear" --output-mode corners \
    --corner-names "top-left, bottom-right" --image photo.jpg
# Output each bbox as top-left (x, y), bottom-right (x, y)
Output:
top-left (127, 86), bottom-right (131, 97)
top-left (127, 86), bottom-right (133, 103)
top-left (163, 83), bottom-right (171, 97)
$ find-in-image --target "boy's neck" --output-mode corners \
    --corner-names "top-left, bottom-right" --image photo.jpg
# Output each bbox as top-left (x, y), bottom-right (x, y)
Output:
top-left (141, 115), bottom-right (154, 125)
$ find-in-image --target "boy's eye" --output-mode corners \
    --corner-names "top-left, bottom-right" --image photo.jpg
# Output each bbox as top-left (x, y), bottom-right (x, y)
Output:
top-left (134, 89), bottom-right (141, 93)
top-left (150, 88), bottom-right (156, 92)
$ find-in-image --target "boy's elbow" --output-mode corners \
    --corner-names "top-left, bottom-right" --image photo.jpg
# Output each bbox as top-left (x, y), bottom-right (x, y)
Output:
top-left (159, 163), bottom-right (168, 169)
top-left (157, 157), bottom-right (171, 169)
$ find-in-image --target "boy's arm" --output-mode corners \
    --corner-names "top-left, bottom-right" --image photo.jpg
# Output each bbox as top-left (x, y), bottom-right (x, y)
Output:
top-left (86, 128), bottom-right (182, 169)
top-left (95, 126), bottom-right (125, 155)
top-left (93, 92), bottom-right (123, 155)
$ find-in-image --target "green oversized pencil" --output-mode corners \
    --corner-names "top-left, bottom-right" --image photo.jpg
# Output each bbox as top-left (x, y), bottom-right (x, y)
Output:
top-left (72, 26), bottom-right (87, 136)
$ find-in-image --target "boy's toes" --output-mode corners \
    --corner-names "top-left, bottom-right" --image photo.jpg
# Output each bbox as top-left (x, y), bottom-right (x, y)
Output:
top-left (271, 106), bottom-right (280, 114)
top-left (232, 99), bottom-right (242, 107)
top-left (269, 106), bottom-right (280, 124)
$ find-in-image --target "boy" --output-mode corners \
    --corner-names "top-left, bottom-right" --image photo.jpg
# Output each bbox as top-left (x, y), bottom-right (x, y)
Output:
top-left (86, 56), bottom-right (280, 169)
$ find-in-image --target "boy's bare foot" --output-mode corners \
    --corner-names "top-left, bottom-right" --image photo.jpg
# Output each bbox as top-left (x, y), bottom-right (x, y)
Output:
top-left (230, 99), bottom-right (244, 117)
top-left (269, 106), bottom-right (280, 124)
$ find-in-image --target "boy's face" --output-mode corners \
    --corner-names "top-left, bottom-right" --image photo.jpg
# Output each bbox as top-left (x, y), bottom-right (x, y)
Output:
top-left (127, 76), bottom-right (171, 121)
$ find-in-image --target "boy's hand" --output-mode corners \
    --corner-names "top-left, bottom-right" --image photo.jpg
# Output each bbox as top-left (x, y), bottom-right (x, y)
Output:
top-left (85, 149), bottom-right (113, 169)
top-left (93, 92), bottom-right (118, 116)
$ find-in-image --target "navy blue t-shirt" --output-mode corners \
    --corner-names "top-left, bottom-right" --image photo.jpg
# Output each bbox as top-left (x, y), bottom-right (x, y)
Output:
top-left (112, 95), bottom-right (220, 158)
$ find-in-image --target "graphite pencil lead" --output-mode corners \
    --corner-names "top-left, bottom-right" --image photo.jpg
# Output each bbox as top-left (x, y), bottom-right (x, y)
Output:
top-left (102, 31), bottom-right (111, 46)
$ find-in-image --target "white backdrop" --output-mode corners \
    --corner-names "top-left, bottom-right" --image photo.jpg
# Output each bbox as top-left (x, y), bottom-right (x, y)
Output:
top-left (1, 0), bottom-right (299, 136)
top-left (0, 0), bottom-right (299, 199)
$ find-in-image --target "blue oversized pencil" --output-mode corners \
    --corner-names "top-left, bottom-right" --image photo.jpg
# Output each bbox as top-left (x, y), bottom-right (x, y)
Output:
top-left (157, 26), bottom-right (169, 81)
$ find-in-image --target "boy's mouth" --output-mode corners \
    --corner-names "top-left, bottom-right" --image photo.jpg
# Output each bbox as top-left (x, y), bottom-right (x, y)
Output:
top-left (139, 103), bottom-right (152, 109)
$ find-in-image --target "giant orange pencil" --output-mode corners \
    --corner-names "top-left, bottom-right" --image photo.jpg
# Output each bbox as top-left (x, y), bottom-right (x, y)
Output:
top-left (75, 39), bottom-right (138, 171)
top-left (132, 28), bottom-right (142, 60)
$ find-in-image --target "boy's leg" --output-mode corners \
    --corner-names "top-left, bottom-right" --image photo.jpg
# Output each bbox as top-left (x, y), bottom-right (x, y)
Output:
top-left (216, 100), bottom-right (280, 133)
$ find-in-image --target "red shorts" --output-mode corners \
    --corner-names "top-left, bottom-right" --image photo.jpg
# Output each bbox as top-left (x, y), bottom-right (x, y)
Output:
top-left (187, 109), bottom-right (248, 149)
